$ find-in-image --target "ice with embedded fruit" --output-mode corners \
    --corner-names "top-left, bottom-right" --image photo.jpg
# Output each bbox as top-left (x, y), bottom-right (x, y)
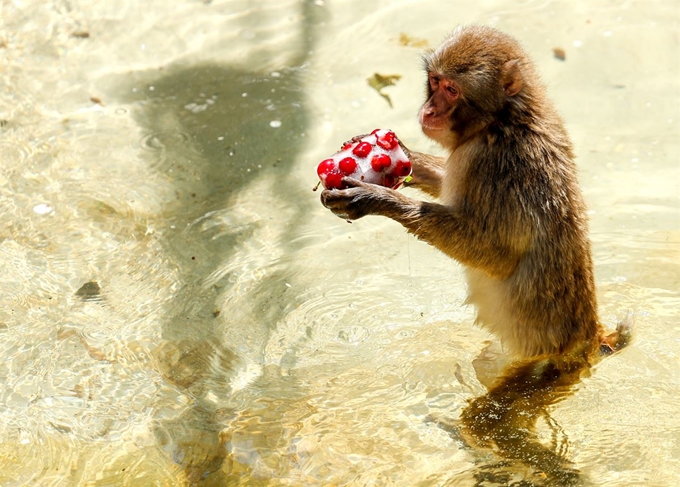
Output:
top-left (316, 129), bottom-right (412, 190)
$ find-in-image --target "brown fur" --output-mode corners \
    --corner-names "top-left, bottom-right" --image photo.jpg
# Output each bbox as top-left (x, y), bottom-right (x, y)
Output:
top-left (321, 25), bottom-right (612, 359)
top-left (322, 26), bottom-right (632, 481)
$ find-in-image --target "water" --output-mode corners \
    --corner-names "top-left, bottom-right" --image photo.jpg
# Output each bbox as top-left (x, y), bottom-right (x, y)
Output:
top-left (0, 0), bottom-right (678, 485)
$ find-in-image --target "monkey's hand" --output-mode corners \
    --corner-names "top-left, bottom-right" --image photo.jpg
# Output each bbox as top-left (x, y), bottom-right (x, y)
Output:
top-left (401, 151), bottom-right (446, 198)
top-left (341, 134), bottom-right (369, 149)
top-left (320, 177), bottom-right (403, 220)
top-left (398, 138), bottom-right (413, 159)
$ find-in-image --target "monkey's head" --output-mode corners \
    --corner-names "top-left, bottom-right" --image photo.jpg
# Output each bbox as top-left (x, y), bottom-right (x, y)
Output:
top-left (419, 25), bottom-right (533, 144)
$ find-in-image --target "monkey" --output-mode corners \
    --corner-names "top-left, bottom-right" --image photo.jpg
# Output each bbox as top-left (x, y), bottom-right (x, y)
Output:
top-left (321, 25), bottom-right (630, 483)
top-left (321, 24), bottom-right (627, 360)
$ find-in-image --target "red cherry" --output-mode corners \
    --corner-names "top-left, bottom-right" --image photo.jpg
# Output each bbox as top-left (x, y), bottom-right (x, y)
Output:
top-left (371, 153), bottom-right (391, 172)
top-left (324, 171), bottom-right (345, 189)
top-left (317, 159), bottom-right (336, 177)
top-left (352, 141), bottom-right (372, 158)
top-left (341, 142), bottom-right (353, 151)
top-left (376, 131), bottom-right (398, 150)
top-left (338, 157), bottom-right (357, 175)
top-left (394, 160), bottom-right (412, 177)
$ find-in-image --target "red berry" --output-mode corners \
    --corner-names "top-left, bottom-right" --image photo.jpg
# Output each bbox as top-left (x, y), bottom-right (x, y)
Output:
top-left (317, 159), bottom-right (336, 177)
top-left (352, 141), bottom-right (372, 158)
top-left (376, 131), bottom-right (398, 150)
top-left (394, 160), bottom-right (412, 177)
top-left (341, 142), bottom-right (353, 151)
top-left (371, 153), bottom-right (391, 172)
top-left (383, 174), bottom-right (396, 188)
top-left (338, 157), bottom-right (357, 175)
top-left (324, 171), bottom-right (345, 189)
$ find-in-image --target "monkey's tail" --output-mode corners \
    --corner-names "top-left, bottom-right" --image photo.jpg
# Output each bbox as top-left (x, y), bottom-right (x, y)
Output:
top-left (599, 310), bottom-right (634, 356)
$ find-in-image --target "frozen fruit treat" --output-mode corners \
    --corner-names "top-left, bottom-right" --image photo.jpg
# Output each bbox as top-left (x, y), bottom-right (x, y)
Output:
top-left (316, 129), bottom-right (412, 190)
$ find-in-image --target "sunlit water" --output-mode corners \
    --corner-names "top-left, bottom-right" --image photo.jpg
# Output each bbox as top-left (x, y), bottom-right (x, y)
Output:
top-left (1, 0), bottom-right (678, 485)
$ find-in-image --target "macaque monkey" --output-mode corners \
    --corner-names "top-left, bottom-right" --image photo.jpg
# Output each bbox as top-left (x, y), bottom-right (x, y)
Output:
top-left (321, 25), bottom-right (627, 360)
top-left (321, 25), bottom-right (629, 483)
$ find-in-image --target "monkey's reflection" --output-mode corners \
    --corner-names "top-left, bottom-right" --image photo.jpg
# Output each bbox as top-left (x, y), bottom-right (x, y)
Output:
top-left (467, 355), bottom-right (587, 485)
top-left (437, 333), bottom-right (628, 487)
top-left (436, 357), bottom-right (586, 485)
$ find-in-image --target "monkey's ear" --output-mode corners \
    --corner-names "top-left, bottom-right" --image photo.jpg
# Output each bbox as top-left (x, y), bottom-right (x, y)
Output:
top-left (501, 59), bottom-right (524, 97)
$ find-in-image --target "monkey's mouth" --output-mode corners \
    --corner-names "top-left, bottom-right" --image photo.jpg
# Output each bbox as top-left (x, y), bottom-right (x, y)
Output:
top-left (420, 124), bottom-right (448, 137)
top-left (419, 114), bottom-right (451, 134)
top-left (421, 123), bottom-right (446, 132)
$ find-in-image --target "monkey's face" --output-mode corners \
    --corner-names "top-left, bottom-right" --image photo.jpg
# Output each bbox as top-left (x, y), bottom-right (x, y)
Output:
top-left (418, 71), bottom-right (459, 143)
top-left (420, 26), bottom-right (528, 143)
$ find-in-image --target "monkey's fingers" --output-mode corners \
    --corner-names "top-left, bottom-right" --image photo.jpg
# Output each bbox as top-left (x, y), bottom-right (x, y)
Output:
top-left (398, 139), bottom-right (412, 158)
top-left (341, 134), bottom-right (370, 149)
top-left (320, 186), bottom-right (374, 220)
top-left (339, 177), bottom-right (372, 189)
top-left (320, 189), bottom-right (352, 220)
top-left (320, 187), bottom-right (353, 211)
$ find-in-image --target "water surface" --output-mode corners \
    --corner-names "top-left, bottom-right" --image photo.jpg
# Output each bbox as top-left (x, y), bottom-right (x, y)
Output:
top-left (0, 0), bottom-right (678, 485)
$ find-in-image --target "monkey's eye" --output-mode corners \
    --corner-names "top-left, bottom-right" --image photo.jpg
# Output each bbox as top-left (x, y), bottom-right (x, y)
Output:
top-left (429, 75), bottom-right (440, 88)
top-left (446, 85), bottom-right (458, 96)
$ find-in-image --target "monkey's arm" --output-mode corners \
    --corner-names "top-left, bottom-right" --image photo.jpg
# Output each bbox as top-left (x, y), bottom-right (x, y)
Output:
top-left (321, 178), bottom-right (528, 278)
top-left (403, 151), bottom-right (446, 198)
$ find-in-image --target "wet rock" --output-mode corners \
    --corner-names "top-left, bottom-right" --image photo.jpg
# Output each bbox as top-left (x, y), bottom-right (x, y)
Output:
top-left (75, 281), bottom-right (101, 301)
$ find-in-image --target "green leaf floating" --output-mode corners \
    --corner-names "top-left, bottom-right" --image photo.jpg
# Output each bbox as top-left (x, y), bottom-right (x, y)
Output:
top-left (367, 73), bottom-right (402, 108)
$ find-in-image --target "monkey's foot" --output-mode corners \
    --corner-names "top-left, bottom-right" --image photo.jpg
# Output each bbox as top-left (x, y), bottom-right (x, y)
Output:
top-left (599, 311), bottom-right (633, 355)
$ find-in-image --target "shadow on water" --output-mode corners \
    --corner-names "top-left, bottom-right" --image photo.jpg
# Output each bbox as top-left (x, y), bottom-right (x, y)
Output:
top-left (102, 3), bottom-right (325, 483)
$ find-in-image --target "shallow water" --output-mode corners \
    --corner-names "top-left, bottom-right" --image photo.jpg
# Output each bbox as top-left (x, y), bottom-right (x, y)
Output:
top-left (1, 0), bottom-right (678, 485)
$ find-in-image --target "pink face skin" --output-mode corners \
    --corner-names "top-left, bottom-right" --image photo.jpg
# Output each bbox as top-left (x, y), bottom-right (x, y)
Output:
top-left (418, 73), bottom-right (459, 143)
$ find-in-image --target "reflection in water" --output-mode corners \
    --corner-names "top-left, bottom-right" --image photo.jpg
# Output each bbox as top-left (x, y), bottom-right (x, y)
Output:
top-left (437, 321), bottom-right (631, 487)
top-left (460, 356), bottom-right (586, 486)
